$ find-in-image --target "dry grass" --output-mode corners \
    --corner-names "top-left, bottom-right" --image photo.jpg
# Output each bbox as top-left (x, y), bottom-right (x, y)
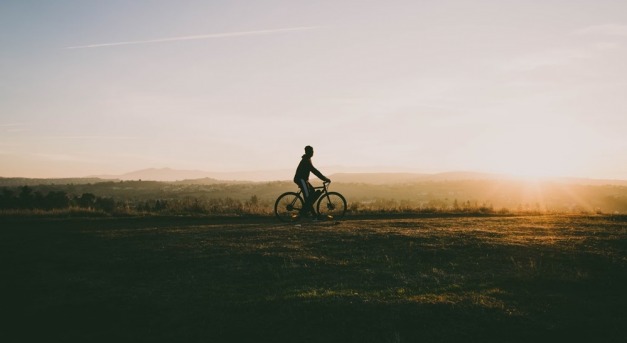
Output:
top-left (1, 215), bottom-right (626, 342)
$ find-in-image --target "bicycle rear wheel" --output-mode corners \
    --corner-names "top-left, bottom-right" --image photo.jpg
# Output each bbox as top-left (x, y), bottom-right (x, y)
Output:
top-left (274, 192), bottom-right (304, 222)
top-left (316, 192), bottom-right (347, 220)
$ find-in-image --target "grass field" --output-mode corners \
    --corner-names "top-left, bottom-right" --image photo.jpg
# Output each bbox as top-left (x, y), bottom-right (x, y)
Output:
top-left (2, 215), bottom-right (626, 342)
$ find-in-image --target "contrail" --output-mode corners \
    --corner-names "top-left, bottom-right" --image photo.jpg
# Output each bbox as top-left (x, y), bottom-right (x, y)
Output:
top-left (0, 122), bottom-right (27, 127)
top-left (66, 26), bottom-right (321, 49)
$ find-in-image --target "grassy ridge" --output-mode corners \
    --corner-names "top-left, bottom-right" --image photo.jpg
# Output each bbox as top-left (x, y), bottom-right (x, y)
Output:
top-left (2, 178), bottom-right (627, 215)
top-left (2, 215), bottom-right (626, 342)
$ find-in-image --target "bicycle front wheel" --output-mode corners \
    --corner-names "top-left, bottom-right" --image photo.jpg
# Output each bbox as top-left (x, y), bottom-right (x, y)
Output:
top-left (316, 192), bottom-right (347, 220)
top-left (274, 192), bottom-right (304, 222)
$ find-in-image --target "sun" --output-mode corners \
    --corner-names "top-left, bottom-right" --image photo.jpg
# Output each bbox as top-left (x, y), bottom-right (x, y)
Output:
top-left (489, 151), bottom-right (570, 178)
top-left (473, 122), bottom-right (584, 178)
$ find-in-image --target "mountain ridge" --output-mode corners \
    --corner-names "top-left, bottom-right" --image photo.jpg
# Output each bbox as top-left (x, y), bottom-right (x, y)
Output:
top-left (90, 167), bottom-right (292, 182)
top-left (85, 168), bottom-right (627, 186)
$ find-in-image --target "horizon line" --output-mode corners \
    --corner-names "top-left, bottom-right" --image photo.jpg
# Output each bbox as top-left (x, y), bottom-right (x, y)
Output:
top-left (2, 169), bottom-right (626, 182)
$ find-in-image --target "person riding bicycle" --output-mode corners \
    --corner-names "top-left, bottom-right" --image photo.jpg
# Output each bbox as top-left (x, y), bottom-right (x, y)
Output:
top-left (294, 145), bottom-right (331, 217)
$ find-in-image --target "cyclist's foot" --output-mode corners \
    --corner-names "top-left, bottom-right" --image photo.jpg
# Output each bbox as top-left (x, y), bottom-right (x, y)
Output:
top-left (291, 213), bottom-right (300, 221)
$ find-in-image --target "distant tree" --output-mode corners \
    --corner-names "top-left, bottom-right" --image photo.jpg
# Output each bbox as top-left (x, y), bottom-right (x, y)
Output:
top-left (154, 200), bottom-right (167, 211)
top-left (34, 191), bottom-right (47, 209)
top-left (18, 186), bottom-right (34, 209)
top-left (45, 191), bottom-right (70, 209)
top-left (95, 197), bottom-right (115, 213)
top-left (0, 188), bottom-right (16, 209)
top-left (77, 193), bottom-right (97, 208)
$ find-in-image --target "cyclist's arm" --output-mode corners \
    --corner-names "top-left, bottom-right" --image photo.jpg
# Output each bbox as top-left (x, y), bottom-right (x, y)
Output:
top-left (311, 165), bottom-right (330, 182)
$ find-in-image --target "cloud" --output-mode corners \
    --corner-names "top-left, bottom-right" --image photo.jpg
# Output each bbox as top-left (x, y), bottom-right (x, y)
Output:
top-left (66, 26), bottom-right (321, 49)
top-left (576, 24), bottom-right (627, 36)
top-left (0, 122), bottom-right (28, 133)
top-left (40, 135), bottom-right (139, 140)
top-left (500, 48), bottom-right (590, 72)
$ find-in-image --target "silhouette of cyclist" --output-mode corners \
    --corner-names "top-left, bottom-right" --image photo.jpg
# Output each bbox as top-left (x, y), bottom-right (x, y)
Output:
top-left (294, 145), bottom-right (331, 217)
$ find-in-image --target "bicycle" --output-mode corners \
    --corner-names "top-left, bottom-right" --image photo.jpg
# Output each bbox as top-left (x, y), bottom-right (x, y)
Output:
top-left (274, 181), bottom-right (347, 222)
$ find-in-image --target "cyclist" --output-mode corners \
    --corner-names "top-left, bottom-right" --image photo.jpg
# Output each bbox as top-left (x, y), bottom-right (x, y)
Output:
top-left (293, 145), bottom-right (331, 218)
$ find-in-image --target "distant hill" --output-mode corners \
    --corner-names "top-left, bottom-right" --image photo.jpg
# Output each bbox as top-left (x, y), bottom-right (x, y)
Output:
top-left (172, 177), bottom-right (248, 185)
top-left (92, 168), bottom-right (215, 182)
top-left (92, 167), bottom-right (292, 182)
top-left (93, 168), bottom-right (499, 184)
top-left (327, 173), bottom-right (428, 184)
top-left (549, 177), bottom-right (627, 186)
top-left (0, 177), bottom-right (114, 187)
top-left (327, 172), bottom-right (503, 184)
top-left (327, 172), bottom-right (627, 186)
top-left (3, 168), bottom-right (625, 187)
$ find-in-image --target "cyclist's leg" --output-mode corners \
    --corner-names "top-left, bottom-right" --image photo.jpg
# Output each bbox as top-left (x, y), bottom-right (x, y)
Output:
top-left (296, 179), bottom-right (314, 215)
top-left (306, 182), bottom-right (318, 216)
top-left (297, 179), bottom-right (316, 216)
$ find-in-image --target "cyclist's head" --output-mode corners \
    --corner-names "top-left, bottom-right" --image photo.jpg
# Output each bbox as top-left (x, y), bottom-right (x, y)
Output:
top-left (304, 145), bottom-right (314, 157)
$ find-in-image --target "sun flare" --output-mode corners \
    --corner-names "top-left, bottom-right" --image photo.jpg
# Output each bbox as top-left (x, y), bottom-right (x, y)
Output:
top-left (472, 119), bottom-right (586, 178)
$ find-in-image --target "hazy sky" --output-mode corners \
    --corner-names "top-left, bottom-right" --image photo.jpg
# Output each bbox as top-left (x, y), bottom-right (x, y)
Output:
top-left (1, 0), bottom-right (627, 179)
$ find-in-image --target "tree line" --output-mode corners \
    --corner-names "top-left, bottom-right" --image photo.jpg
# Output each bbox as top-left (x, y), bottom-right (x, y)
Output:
top-left (0, 186), bottom-right (115, 212)
top-left (0, 186), bottom-right (265, 215)
top-left (2, 179), bottom-right (627, 216)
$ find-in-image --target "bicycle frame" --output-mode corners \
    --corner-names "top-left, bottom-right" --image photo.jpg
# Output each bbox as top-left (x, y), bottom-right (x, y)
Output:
top-left (290, 181), bottom-right (330, 207)
top-left (301, 181), bottom-right (330, 198)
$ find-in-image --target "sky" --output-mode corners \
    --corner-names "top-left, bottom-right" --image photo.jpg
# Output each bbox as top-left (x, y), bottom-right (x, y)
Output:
top-left (1, 0), bottom-right (627, 180)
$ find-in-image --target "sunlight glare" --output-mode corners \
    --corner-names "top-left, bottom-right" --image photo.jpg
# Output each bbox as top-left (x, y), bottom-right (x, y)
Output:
top-left (477, 119), bottom-right (583, 178)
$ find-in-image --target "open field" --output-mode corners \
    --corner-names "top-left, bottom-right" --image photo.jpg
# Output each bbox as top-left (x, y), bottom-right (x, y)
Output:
top-left (2, 215), bottom-right (626, 342)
